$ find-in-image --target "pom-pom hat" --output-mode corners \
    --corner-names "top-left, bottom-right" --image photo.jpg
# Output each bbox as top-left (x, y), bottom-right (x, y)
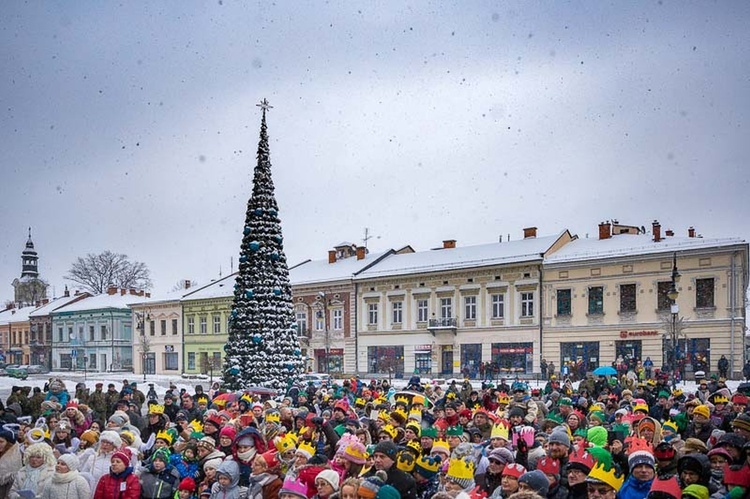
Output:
top-left (502, 463), bottom-right (526, 479)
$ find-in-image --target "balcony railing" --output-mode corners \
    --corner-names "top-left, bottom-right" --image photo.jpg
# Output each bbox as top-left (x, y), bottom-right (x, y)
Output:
top-left (427, 317), bottom-right (457, 336)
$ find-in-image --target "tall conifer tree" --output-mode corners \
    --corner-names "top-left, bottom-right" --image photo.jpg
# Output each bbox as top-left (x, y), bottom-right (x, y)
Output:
top-left (223, 99), bottom-right (303, 390)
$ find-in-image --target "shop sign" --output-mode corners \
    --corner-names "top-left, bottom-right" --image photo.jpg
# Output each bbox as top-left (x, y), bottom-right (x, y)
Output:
top-left (164, 345), bottom-right (174, 352)
top-left (314, 348), bottom-right (343, 355)
top-left (619, 330), bottom-right (659, 338)
top-left (414, 344), bottom-right (432, 352)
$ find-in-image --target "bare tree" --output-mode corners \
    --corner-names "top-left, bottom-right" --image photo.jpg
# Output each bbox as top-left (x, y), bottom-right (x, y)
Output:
top-left (170, 279), bottom-right (198, 292)
top-left (66, 251), bottom-right (152, 294)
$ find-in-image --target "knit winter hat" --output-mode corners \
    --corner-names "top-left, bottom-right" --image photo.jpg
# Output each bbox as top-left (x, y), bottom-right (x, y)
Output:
top-left (502, 463), bottom-right (527, 479)
top-left (112, 450), bottom-right (131, 468)
top-left (693, 405), bottom-right (710, 420)
top-left (203, 457), bottom-right (223, 471)
top-left (152, 447), bottom-right (171, 463)
top-left (279, 477), bottom-right (308, 499)
top-left (372, 440), bottom-right (398, 460)
top-left (178, 477), bottom-right (196, 492)
top-left (587, 427), bottom-right (608, 448)
top-left (488, 447), bottom-right (515, 465)
top-left (519, 469), bottom-right (550, 496)
top-left (731, 413), bottom-right (750, 433)
top-left (376, 485), bottom-right (400, 499)
top-left (108, 411), bottom-right (129, 427)
top-left (548, 427), bottom-right (571, 447)
top-left (219, 425), bottom-right (237, 441)
top-left (58, 453), bottom-right (80, 472)
top-left (80, 429), bottom-right (100, 446)
top-left (358, 472), bottom-right (387, 499)
top-left (316, 469), bottom-right (340, 491)
top-left (682, 484), bottom-right (709, 499)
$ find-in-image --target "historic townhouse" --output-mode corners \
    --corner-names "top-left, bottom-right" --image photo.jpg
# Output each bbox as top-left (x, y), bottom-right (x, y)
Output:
top-left (51, 288), bottom-right (150, 372)
top-left (0, 305), bottom-right (35, 365)
top-left (130, 285), bottom-right (189, 376)
top-left (289, 242), bottom-right (399, 374)
top-left (354, 229), bottom-right (574, 378)
top-left (181, 275), bottom-right (235, 376)
top-left (542, 221), bottom-right (748, 378)
top-left (28, 288), bottom-right (90, 367)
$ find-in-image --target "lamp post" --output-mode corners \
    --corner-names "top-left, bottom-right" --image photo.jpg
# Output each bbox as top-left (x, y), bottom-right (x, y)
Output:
top-left (136, 309), bottom-right (151, 382)
top-left (316, 291), bottom-right (330, 375)
top-left (667, 252), bottom-right (681, 389)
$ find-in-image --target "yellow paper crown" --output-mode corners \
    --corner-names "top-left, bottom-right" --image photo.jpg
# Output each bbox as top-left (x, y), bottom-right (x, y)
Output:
top-left (380, 424), bottom-right (398, 439)
top-left (149, 404), bottom-right (165, 415)
top-left (265, 411), bottom-right (281, 424)
top-left (375, 395), bottom-right (388, 405)
top-left (405, 439), bottom-right (422, 455)
top-left (344, 442), bottom-right (368, 463)
top-left (411, 394), bottom-right (426, 406)
top-left (491, 421), bottom-right (509, 440)
top-left (274, 433), bottom-right (298, 452)
top-left (188, 420), bottom-right (203, 433)
top-left (394, 395), bottom-right (410, 406)
top-left (497, 393), bottom-right (510, 405)
top-left (296, 440), bottom-right (316, 457)
top-left (431, 439), bottom-right (450, 456)
top-left (447, 457), bottom-right (476, 481)
top-left (409, 407), bottom-right (422, 420)
top-left (354, 398), bottom-right (366, 407)
top-left (391, 408), bottom-right (408, 421)
top-left (416, 454), bottom-right (441, 474)
top-left (396, 449), bottom-right (417, 472)
top-left (587, 462), bottom-right (624, 492)
top-left (156, 429), bottom-right (174, 445)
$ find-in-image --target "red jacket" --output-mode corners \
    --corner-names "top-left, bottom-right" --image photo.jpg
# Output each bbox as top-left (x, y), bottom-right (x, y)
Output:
top-left (94, 469), bottom-right (141, 499)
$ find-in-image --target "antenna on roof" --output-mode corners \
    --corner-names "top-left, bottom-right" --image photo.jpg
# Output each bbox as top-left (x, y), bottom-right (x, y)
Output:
top-left (363, 227), bottom-right (380, 249)
top-left (230, 256), bottom-right (234, 274)
top-left (499, 235), bottom-right (503, 243)
top-left (219, 265), bottom-right (222, 278)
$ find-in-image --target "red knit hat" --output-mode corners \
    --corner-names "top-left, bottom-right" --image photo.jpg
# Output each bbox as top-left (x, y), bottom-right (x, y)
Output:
top-left (178, 477), bottom-right (197, 492)
top-left (219, 425), bottom-right (237, 441)
top-left (112, 449), bottom-right (131, 468)
top-left (502, 463), bottom-right (526, 479)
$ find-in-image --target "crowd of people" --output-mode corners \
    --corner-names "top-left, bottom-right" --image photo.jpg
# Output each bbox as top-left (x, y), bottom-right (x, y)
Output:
top-left (0, 370), bottom-right (748, 499)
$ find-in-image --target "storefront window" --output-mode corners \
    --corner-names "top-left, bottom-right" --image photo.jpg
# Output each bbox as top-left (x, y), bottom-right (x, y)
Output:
top-left (676, 338), bottom-right (710, 374)
top-left (615, 340), bottom-right (642, 371)
top-left (460, 344), bottom-right (482, 378)
top-left (367, 346), bottom-right (404, 376)
top-left (491, 342), bottom-right (533, 374)
top-left (561, 342), bottom-right (599, 378)
top-left (415, 352), bottom-right (431, 374)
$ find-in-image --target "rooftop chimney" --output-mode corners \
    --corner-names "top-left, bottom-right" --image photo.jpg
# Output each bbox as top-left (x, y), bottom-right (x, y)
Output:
top-left (688, 226), bottom-right (695, 238)
top-left (443, 239), bottom-right (456, 249)
top-left (652, 220), bottom-right (661, 242)
top-left (145, 292), bottom-right (151, 298)
top-left (184, 280), bottom-right (191, 289)
top-left (665, 229), bottom-right (674, 237)
top-left (107, 286), bottom-right (118, 295)
top-left (120, 288), bottom-right (127, 296)
top-left (523, 227), bottom-right (538, 239)
top-left (328, 250), bottom-right (337, 264)
top-left (356, 246), bottom-right (366, 260)
top-left (598, 221), bottom-right (611, 240)
top-left (42, 298), bottom-right (49, 305)
top-left (129, 288), bottom-right (136, 295)
top-left (63, 285), bottom-right (70, 298)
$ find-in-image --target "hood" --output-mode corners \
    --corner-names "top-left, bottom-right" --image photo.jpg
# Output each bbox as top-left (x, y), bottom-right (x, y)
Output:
top-left (216, 459), bottom-right (240, 488)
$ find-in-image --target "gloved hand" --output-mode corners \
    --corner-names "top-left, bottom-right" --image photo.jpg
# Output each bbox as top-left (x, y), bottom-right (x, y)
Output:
top-left (139, 432), bottom-right (156, 452)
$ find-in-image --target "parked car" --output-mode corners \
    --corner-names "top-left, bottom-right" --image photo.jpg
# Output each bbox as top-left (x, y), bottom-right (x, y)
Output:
top-left (25, 364), bottom-right (49, 374)
top-left (5, 366), bottom-right (28, 380)
top-left (302, 373), bottom-right (330, 388)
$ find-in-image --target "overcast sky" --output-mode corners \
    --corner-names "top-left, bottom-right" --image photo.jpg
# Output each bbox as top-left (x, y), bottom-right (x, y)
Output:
top-left (1, 1), bottom-right (749, 298)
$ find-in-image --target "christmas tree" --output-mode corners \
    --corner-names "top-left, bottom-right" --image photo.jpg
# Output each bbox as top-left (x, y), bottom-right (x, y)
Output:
top-left (223, 99), bottom-right (303, 390)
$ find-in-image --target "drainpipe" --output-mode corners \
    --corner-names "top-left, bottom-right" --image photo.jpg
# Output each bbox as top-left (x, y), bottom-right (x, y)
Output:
top-left (730, 252), bottom-right (737, 378)
top-left (538, 262), bottom-right (544, 378)
top-left (354, 282), bottom-right (359, 375)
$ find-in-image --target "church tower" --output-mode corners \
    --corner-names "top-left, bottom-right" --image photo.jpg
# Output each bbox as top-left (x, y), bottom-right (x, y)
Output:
top-left (12, 228), bottom-right (48, 307)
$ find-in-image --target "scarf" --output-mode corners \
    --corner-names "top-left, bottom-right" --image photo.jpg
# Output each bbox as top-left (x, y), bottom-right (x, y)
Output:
top-left (238, 448), bottom-right (256, 462)
top-left (22, 465), bottom-right (44, 490)
top-left (246, 472), bottom-right (274, 499)
top-left (52, 470), bottom-right (81, 484)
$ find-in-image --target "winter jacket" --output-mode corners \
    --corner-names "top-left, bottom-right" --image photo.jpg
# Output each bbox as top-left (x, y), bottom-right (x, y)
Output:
top-left (383, 465), bottom-right (417, 499)
top-left (79, 448), bottom-right (116, 489)
top-left (416, 476), bottom-right (440, 499)
top-left (93, 467), bottom-right (141, 499)
top-left (39, 470), bottom-right (91, 499)
top-left (566, 481), bottom-right (588, 499)
top-left (245, 472), bottom-right (281, 499)
top-left (8, 463), bottom-right (55, 499)
top-left (210, 460), bottom-right (248, 499)
top-left (140, 463), bottom-right (181, 499)
top-left (0, 444), bottom-right (23, 498)
top-left (616, 475), bottom-right (653, 499)
top-left (475, 471), bottom-right (503, 496)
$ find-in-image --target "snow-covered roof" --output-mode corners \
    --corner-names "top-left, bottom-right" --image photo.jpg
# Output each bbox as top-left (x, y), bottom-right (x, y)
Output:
top-left (291, 250), bottom-right (392, 285)
top-left (354, 233), bottom-right (566, 280)
top-left (52, 292), bottom-right (154, 314)
top-left (28, 294), bottom-right (90, 318)
top-left (544, 234), bottom-right (747, 265)
top-left (127, 287), bottom-right (190, 306)
top-left (0, 305), bottom-right (37, 324)
top-left (180, 273), bottom-right (238, 301)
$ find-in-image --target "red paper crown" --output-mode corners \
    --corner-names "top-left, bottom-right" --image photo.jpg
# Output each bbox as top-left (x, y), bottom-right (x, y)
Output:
top-left (627, 437), bottom-right (654, 456)
top-left (649, 477), bottom-right (681, 498)
top-left (536, 457), bottom-right (561, 476)
top-left (569, 448), bottom-right (595, 470)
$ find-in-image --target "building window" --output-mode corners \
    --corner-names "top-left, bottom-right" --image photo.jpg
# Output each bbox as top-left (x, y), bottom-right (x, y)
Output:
top-left (165, 352), bottom-right (178, 370)
top-left (212, 352), bottom-right (221, 368)
top-left (187, 317), bottom-right (195, 334)
top-left (588, 286), bottom-right (604, 315)
top-left (367, 346), bottom-right (404, 375)
top-left (200, 316), bottom-right (207, 334)
top-left (556, 289), bottom-right (571, 316)
top-left (89, 354), bottom-right (97, 369)
top-left (213, 314), bottom-right (221, 334)
top-left (620, 284), bottom-right (636, 313)
top-left (161, 320), bottom-right (167, 336)
top-left (333, 309), bottom-right (343, 330)
top-left (491, 342), bottom-right (534, 374)
top-left (187, 352), bottom-right (196, 370)
top-left (521, 292), bottom-right (534, 317)
top-left (696, 278), bottom-right (715, 308)
top-left (296, 311), bottom-right (308, 336)
top-left (89, 325), bottom-right (95, 342)
top-left (392, 302), bottom-right (403, 324)
top-left (172, 319), bottom-right (178, 335)
top-left (440, 298), bottom-right (452, 319)
top-left (491, 294), bottom-right (504, 319)
top-left (315, 310), bottom-right (324, 331)
top-left (68, 327), bottom-right (73, 341)
top-left (417, 299), bottom-right (428, 322)
top-left (149, 320), bottom-right (155, 336)
top-left (657, 282), bottom-right (672, 311)
top-left (464, 295), bottom-right (477, 320)
top-left (101, 325), bottom-right (107, 340)
top-left (368, 303), bottom-right (378, 325)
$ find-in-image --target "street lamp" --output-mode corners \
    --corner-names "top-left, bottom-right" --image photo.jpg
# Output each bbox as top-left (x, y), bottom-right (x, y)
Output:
top-left (667, 252), bottom-right (681, 388)
top-left (316, 291), bottom-right (330, 375)
top-left (136, 310), bottom-right (151, 382)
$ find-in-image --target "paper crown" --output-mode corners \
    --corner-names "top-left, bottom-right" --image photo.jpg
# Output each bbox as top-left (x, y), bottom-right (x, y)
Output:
top-left (374, 395), bottom-right (388, 406)
top-left (408, 407), bottom-right (422, 421)
top-left (296, 440), bottom-right (316, 458)
top-left (537, 457), bottom-right (561, 476)
top-left (546, 413), bottom-right (564, 426)
top-left (497, 393), bottom-right (510, 405)
top-left (390, 408), bottom-right (408, 423)
top-left (446, 425), bottom-right (464, 437)
top-left (411, 394), bottom-right (426, 406)
top-left (396, 449), bottom-right (417, 472)
top-left (587, 462), bottom-right (624, 492)
top-left (491, 421), bottom-right (509, 440)
top-left (265, 411), bottom-right (281, 424)
top-left (379, 424), bottom-right (397, 439)
top-left (148, 404), bottom-right (165, 415)
top-left (188, 420), bottom-right (203, 434)
top-left (343, 441), bottom-right (367, 464)
top-left (156, 429), bottom-right (174, 445)
top-left (627, 437), bottom-right (654, 456)
top-left (405, 421), bottom-right (421, 437)
top-left (662, 420), bottom-right (679, 434)
top-left (415, 454), bottom-right (441, 476)
top-left (421, 426), bottom-right (438, 439)
top-left (431, 439), bottom-right (450, 456)
top-left (649, 477), bottom-right (682, 498)
top-left (568, 448), bottom-right (595, 471)
top-left (354, 397), bottom-right (366, 407)
top-left (274, 433), bottom-right (298, 453)
top-left (394, 395), bottom-right (410, 406)
top-left (447, 456), bottom-right (475, 481)
top-left (710, 393), bottom-right (729, 404)
top-left (404, 439), bottom-right (422, 456)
